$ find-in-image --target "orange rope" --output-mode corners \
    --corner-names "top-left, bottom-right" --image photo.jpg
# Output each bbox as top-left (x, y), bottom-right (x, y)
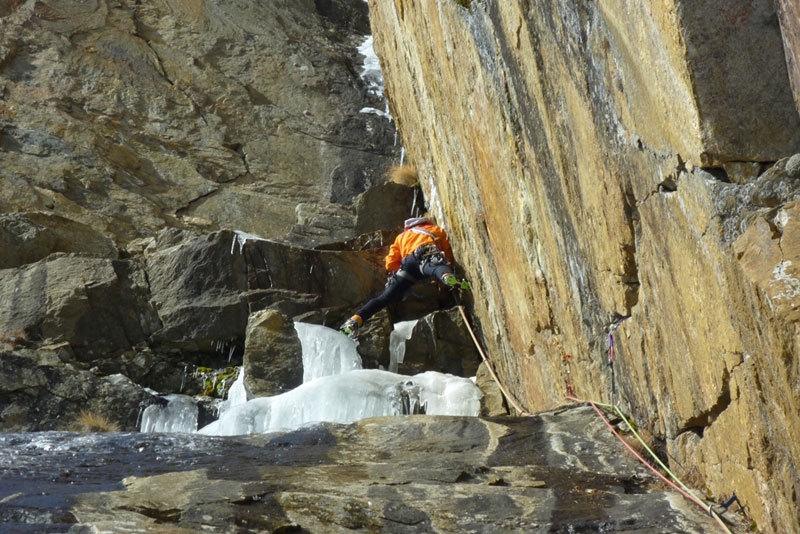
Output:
top-left (566, 396), bottom-right (732, 533)
top-left (454, 302), bottom-right (732, 532)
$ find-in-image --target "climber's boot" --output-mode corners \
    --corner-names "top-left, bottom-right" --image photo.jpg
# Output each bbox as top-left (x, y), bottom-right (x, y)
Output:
top-left (339, 315), bottom-right (363, 338)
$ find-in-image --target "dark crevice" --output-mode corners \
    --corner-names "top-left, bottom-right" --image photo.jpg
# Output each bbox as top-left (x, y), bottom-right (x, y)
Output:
top-left (223, 142), bottom-right (251, 176)
top-left (657, 178), bottom-right (678, 193)
top-left (175, 187), bottom-right (220, 218)
top-left (680, 369), bottom-right (733, 433)
top-left (701, 166), bottom-right (730, 183)
top-left (621, 179), bottom-right (640, 311)
top-left (130, 4), bottom-right (173, 87)
top-left (120, 506), bottom-right (181, 523)
top-left (683, 426), bottom-right (705, 438)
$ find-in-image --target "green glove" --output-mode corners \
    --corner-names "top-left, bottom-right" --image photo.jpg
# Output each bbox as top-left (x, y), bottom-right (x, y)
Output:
top-left (443, 274), bottom-right (471, 291)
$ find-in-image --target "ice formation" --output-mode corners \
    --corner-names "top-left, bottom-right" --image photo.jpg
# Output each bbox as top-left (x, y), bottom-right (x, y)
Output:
top-left (144, 322), bottom-right (482, 436)
top-left (295, 322), bottom-right (362, 383)
top-left (199, 323), bottom-right (482, 436)
top-left (388, 320), bottom-right (417, 373)
top-left (357, 36), bottom-right (384, 99)
top-left (198, 369), bottom-right (481, 436)
top-left (140, 395), bottom-right (199, 433)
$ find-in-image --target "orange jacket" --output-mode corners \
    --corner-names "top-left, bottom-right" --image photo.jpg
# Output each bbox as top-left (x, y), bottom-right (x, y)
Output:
top-left (385, 220), bottom-right (454, 272)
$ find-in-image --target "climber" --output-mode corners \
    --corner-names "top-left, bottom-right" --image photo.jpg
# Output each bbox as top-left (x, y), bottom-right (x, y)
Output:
top-left (340, 216), bottom-right (470, 337)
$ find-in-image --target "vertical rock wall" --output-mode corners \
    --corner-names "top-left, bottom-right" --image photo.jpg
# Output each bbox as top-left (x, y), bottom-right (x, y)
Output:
top-left (369, 0), bottom-right (800, 531)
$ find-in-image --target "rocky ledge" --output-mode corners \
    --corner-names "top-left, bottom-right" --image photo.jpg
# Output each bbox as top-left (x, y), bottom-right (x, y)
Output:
top-left (1, 406), bottom-right (747, 533)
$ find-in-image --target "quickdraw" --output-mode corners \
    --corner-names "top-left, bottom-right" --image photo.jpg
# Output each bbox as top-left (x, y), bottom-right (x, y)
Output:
top-left (562, 353), bottom-right (575, 397)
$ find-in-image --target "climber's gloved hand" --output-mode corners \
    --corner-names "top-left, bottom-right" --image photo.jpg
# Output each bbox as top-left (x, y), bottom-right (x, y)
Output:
top-left (443, 274), bottom-right (471, 291)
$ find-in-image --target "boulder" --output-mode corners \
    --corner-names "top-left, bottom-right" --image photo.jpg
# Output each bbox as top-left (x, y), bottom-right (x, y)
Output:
top-left (144, 228), bottom-right (388, 352)
top-left (0, 253), bottom-right (159, 359)
top-left (476, 362), bottom-right (508, 417)
top-left (0, 347), bottom-right (153, 432)
top-left (353, 182), bottom-right (417, 235)
top-left (145, 229), bottom-right (250, 352)
top-left (243, 309), bottom-right (303, 397)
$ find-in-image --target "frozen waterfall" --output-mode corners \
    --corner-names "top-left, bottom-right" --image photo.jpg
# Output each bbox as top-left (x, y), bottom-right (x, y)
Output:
top-left (143, 322), bottom-right (482, 436)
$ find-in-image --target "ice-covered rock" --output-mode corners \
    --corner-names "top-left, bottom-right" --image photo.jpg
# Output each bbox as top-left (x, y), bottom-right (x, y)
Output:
top-left (199, 369), bottom-right (481, 436)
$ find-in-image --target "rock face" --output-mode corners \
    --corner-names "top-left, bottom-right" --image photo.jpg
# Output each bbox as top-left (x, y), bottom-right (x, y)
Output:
top-left (0, 0), bottom-right (418, 433)
top-left (0, 0), bottom-right (790, 531)
top-left (0, 228), bottom-right (393, 430)
top-left (0, 347), bottom-right (154, 432)
top-left (400, 307), bottom-right (482, 377)
top-left (368, 0), bottom-right (800, 531)
top-left (0, 407), bottom-right (739, 532)
top-left (0, 0), bottom-right (399, 247)
top-left (777, 0), bottom-right (800, 115)
top-left (243, 309), bottom-right (303, 397)
top-left (0, 254), bottom-right (159, 358)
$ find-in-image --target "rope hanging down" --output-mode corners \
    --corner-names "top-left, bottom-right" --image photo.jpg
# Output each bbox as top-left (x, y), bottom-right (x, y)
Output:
top-left (566, 396), bottom-right (734, 534)
top-left (456, 305), bottom-right (530, 415)
top-left (454, 302), bottom-right (736, 533)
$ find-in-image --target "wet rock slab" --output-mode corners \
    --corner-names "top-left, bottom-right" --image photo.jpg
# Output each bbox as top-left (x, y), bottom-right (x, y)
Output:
top-left (0, 406), bottom-right (740, 532)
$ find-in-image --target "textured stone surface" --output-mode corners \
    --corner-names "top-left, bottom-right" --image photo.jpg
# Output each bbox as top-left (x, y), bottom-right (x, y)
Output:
top-left (400, 307), bottom-right (482, 376)
top-left (0, 212), bottom-right (118, 269)
top-left (243, 309), bottom-right (303, 397)
top-left (59, 408), bottom-right (736, 533)
top-left (0, 347), bottom-right (154, 432)
top-left (368, 0), bottom-right (800, 531)
top-left (0, 254), bottom-right (159, 358)
top-left (777, 0), bottom-right (800, 115)
top-left (0, 0), bottom-right (398, 247)
top-left (144, 228), bottom-right (388, 352)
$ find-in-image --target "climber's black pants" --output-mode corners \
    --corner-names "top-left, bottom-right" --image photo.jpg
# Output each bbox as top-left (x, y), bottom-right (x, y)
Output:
top-left (355, 252), bottom-right (454, 322)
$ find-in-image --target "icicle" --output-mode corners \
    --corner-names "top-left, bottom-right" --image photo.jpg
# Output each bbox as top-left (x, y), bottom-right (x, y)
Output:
top-left (263, 256), bottom-right (273, 287)
top-left (357, 36), bottom-right (384, 99)
top-left (360, 106), bottom-right (392, 119)
top-left (389, 320), bottom-right (417, 373)
top-left (231, 230), bottom-right (266, 255)
top-left (179, 364), bottom-right (188, 393)
top-left (294, 322), bottom-right (362, 383)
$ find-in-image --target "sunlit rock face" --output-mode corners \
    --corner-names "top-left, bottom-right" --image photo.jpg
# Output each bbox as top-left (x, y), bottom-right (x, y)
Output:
top-left (777, 0), bottom-right (800, 115)
top-left (368, 0), bottom-right (800, 531)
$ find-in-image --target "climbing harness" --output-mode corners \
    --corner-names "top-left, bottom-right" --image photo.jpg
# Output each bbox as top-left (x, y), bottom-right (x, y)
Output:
top-left (413, 243), bottom-right (449, 276)
top-left (394, 269), bottom-right (416, 282)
